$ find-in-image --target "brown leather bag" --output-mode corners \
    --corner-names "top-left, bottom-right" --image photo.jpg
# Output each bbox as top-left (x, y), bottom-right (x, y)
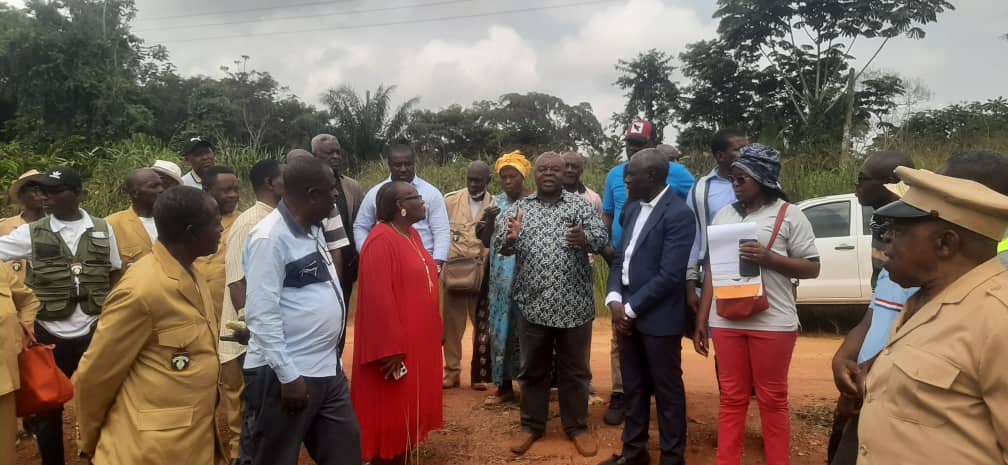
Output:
top-left (716, 203), bottom-right (789, 320)
top-left (442, 256), bottom-right (485, 293)
top-left (16, 323), bottom-right (74, 416)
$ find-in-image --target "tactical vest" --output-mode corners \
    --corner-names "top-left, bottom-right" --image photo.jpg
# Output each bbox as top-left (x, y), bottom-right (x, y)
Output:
top-left (25, 216), bottom-right (113, 321)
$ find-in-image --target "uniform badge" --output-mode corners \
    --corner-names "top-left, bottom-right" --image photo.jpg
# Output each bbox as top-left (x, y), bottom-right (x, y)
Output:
top-left (70, 257), bottom-right (83, 276)
top-left (171, 350), bottom-right (190, 371)
top-left (11, 262), bottom-right (22, 272)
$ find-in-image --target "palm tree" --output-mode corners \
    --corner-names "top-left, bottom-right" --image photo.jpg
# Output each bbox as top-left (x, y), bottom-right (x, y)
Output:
top-left (322, 84), bottom-right (419, 169)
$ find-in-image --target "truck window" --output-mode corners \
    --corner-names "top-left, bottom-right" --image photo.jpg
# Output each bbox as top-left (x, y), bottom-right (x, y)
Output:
top-left (861, 205), bottom-right (875, 236)
top-left (803, 201), bottom-right (851, 239)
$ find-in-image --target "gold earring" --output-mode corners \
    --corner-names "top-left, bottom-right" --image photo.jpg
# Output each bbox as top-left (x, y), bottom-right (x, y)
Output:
top-left (400, 208), bottom-right (407, 217)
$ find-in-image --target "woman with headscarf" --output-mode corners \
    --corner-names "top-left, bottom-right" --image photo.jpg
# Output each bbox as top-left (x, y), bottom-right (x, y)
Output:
top-left (692, 144), bottom-right (821, 465)
top-left (352, 181), bottom-right (444, 464)
top-left (479, 150), bottom-right (532, 405)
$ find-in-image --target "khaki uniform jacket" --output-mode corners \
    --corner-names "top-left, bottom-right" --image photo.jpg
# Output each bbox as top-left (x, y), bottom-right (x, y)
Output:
top-left (858, 258), bottom-right (1008, 465)
top-left (106, 208), bottom-right (153, 269)
top-left (73, 243), bottom-right (227, 465)
top-left (0, 261), bottom-right (40, 397)
top-left (444, 189), bottom-right (491, 261)
top-left (194, 211), bottom-right (239, 321)
top-left (0, 215), bottom-right (28, 287)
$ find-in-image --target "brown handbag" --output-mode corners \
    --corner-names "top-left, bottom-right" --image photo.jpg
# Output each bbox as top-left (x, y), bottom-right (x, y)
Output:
top-left (442, 256), bottom-right (485, 293)
top-left (716, 203), bottom-right (789, 320)
top-left (15, 323), bottom-right (74, 417)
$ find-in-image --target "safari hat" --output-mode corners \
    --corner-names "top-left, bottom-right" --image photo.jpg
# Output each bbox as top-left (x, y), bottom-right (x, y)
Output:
top-left (875, 166), bottom-right (1008, 240)
top-left (151, 160), bottom-right (183, 185)
top-left (7, 170), bottom-right (46, 205)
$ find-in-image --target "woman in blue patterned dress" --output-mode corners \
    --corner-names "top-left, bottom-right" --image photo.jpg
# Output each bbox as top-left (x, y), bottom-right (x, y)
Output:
top-left (478, 151), bottom-right (532, 405)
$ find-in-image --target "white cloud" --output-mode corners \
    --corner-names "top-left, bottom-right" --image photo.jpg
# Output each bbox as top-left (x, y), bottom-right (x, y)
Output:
top-left (396, 25), bottom-right (542, 108)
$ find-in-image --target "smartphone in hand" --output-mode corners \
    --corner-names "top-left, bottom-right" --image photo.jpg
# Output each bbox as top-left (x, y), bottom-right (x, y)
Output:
top-left (739, 238), bottom-right (760, 277)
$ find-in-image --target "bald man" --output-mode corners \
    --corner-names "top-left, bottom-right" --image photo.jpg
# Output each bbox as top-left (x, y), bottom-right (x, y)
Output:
top-left (106, 168), bottom-right (165, 269)
top-left (287, 149), bottom-right (349, 294)
top-left (441, 161), bottom-right (494, 389)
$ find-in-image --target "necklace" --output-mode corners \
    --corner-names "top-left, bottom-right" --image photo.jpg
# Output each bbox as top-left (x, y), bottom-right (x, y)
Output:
top-left (390, 223), bottom-right (433, 295)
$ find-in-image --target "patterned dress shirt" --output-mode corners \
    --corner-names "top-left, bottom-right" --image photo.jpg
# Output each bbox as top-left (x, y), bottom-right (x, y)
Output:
top-left (497, 190), bottom-right (608, 328)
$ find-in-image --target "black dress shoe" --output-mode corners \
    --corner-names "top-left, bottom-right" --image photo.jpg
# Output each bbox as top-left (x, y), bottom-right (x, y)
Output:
top-left (597, 453), bottom-right (650, 465)
top-left (603, 392), bottom-right (626, 425)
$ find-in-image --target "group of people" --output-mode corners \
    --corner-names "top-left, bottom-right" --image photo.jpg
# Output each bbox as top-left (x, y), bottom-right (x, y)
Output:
top-left (0, 117), bottom-right (1007, 465)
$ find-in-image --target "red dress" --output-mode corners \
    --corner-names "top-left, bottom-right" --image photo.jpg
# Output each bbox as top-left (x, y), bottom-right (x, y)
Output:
top-left (352, 223), bottom-right (444, 460)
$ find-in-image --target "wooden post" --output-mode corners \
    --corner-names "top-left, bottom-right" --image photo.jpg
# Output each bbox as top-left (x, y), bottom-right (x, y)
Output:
top-left (840, 68), bottom-right (856, 161)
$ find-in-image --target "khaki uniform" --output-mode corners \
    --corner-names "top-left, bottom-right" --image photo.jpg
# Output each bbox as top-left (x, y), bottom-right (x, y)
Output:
top-left (74, 243), bottom-right (227, 465)
top-left (441, 189), bottom-right (491, 385)
top-left (858, 258), bottom-right (1008, 464)
top-left (194, 211), bottom-right (239, 321)
top-left (0, 262), bottom-right (39, 465)
top-left (859, 167), bottom-right (1008, 464)
top-left (106, 207), bottom-right (154, 269)
top-left (0, 215), bottom-right (28, 287)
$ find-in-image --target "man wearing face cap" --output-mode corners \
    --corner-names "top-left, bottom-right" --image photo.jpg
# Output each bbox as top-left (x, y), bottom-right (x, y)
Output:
top-left (857, 167), bottom-right (1008, 465)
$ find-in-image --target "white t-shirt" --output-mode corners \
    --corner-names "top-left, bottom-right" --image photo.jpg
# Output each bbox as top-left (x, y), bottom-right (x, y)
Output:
top-left (708, 199), bottom-right (819, 332)
top-left (139, 215), bottom-right (158, 244)
top-left (0, 210), bottom-right (123, 338)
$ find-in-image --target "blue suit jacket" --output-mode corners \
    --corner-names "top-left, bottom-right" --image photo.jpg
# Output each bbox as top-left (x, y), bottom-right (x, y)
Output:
top-left (607, 190), bottom-right (696, 336)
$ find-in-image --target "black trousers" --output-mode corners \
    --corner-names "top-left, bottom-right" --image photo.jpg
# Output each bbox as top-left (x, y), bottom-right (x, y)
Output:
top-left (517, 314), bottom-right (592, 437)
top-left (619, 331), bottom-right (687, 465)
top-left (24, 323), bottom-right (94, 465)
top-left (829, 413), bottom-right (860, 465)
top-left (243, 366), bottom-right (361, 465)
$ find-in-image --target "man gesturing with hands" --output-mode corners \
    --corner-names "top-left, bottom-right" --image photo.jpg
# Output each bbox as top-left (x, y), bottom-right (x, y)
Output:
top-left (498, 152), bottom-right (608, 458)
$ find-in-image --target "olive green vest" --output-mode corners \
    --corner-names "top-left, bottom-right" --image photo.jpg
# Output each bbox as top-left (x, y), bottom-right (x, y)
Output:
top-left (25, 216), bottom-right (113, 321)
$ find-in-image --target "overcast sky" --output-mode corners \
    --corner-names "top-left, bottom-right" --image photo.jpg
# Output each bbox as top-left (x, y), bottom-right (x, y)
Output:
top-left (7, 0), bottom-right (1008, 138)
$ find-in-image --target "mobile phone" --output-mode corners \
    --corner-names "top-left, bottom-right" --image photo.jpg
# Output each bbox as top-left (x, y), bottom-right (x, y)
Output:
top-left (220, 335), bottom-right (241, 343)
top-left (739, 239), bottom-right (760, 277)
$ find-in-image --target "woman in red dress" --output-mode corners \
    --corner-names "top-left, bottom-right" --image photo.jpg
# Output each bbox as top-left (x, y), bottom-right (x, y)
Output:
top-left (353, 181), bottom-right (444, 464)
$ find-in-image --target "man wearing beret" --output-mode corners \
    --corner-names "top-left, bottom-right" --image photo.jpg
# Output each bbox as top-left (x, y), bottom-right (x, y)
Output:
top-left (857, 165), bottom-right (1008, 464)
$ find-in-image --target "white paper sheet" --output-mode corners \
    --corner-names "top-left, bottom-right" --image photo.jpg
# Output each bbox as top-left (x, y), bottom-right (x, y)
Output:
top-left (707, 222), bottom-right (760, 289)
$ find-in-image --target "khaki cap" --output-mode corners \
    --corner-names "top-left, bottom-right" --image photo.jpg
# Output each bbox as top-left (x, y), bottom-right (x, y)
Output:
top-left (7, 170), bottom-right (46, 205)
top-left (151, 160), bottom-right (183, 185)
top-left (875, 166), bottom-right (1008, 240)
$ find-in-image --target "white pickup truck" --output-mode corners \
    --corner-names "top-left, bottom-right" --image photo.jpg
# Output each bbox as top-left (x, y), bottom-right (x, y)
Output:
top-left (795, 193), bottom-right (875, 305)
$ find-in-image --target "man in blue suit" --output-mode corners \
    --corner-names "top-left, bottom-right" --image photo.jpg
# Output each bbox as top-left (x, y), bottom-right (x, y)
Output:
top-left (599, 149), bottom-right (696, 465)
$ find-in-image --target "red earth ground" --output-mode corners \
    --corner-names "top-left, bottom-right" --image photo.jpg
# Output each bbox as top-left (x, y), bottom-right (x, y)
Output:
top-left (15, 321), bottom-right (841, 465)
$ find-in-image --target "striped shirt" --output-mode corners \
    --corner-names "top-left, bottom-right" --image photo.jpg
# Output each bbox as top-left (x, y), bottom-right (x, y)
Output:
top-left (219, 201), bottom-right (274, 363)
top-left (322, 206), bottom-right (351, 252)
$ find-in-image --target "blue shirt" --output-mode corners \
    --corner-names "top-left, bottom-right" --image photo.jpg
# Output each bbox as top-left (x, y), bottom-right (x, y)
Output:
top-left (857, 269), bottom-right (918, 364)
top-left (353, 176), bottom-right (451, 262)
top-left (243, 202), bottom-right (347, 383)
top-left (685, 168), bottom-right (737, 279)
top-left (603, 162), bottom-right (695, 247)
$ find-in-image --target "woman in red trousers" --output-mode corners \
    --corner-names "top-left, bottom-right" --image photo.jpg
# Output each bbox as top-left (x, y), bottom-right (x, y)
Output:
top-left (693, 144), bottom-right (820, 465)
top-left (353, 181), bottom-right (444, 464)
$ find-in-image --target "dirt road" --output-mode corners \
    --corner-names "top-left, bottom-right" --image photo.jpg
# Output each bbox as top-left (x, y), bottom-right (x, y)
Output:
top-left (15, 321), bottom-right (841, 464)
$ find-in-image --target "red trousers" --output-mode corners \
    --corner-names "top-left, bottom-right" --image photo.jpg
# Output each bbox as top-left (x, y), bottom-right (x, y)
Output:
top-left (711, 328), bottom-right (798, 465)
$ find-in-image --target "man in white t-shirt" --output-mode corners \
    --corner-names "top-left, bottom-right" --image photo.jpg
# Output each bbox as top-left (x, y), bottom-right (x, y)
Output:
top-left (0, 166), bottom-right (122, 465)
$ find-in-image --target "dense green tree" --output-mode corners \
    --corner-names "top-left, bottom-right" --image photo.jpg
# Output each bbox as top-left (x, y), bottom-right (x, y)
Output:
top-left (713, 0), bottom-right (953, 139)
top-left (612, 49), bottom-right (680, 141)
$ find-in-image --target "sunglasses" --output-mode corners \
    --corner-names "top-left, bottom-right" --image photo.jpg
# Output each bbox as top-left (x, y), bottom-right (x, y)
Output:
top-left (728, 174), bottom-right (753, 185)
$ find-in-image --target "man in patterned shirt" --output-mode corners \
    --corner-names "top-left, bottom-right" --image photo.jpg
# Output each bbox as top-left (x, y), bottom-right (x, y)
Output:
top-left (499, 152), bottom-right (608, 459)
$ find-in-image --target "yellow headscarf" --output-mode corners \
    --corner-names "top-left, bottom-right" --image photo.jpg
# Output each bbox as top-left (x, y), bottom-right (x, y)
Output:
top-left (495, 150), bottom-right (532, 178)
